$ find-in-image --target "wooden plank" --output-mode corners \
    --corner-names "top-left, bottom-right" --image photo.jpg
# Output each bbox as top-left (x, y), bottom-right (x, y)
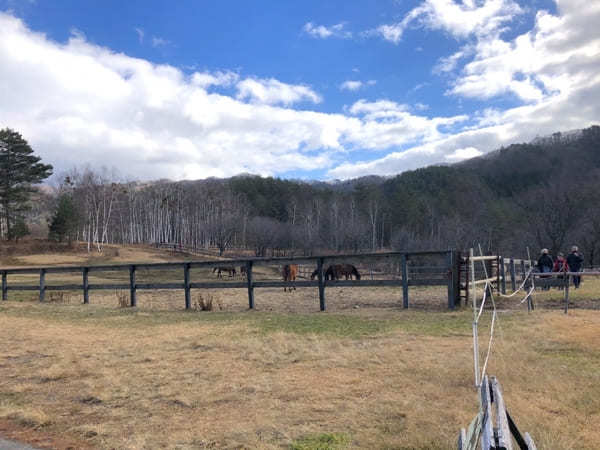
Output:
top-left (458, 428), bottom-right (466, 450)
top-left (246, 261), bottom-right (254, 309)
top-left (408, 279), bottom-right (447, 286)
top-left (45, 285), bottom-right (84, 291)
top-left (473, 277), bottom-right (498, 286)
top-left (88, 284), bottom-right (130, 290)
top-left (480, 375), bottom-right (494, 450)
top-left (506, 410), bottom-right (528, 450)
top-left (524, 433), bottom-right (537, 450)
top-left (135, 283), bottom-right (185, 290)
top-left (401, 254), bottom-right (409, 309)
top-left (491, 376), bottom-right (513, 450)
top-left (189, 282), bottom-right (247, 289)
top-left (471, 255), bottom-right (498, 262)
top-left (7, 285), bottom-right (40, 291)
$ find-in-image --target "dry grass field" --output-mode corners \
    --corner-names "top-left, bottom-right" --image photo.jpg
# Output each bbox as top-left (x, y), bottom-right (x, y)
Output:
top-left (0, 243), bottom-right (599, 449)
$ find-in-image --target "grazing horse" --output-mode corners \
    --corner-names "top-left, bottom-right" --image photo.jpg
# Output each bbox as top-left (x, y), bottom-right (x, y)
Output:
top-left (311, 264), bottom-right (360, 281)
top-left (282, 264), bottom-right (298, 292)
top-left (239, 266), bottom-right (247, 277)
top-left (213, 266), bottom-right (236, 278)
top-left (310, 266), bottom-right (336, 281)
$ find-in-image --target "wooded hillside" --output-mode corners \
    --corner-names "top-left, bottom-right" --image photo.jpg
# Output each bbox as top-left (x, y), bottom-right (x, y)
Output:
top-left (30, 125), bottom-right (600, 265)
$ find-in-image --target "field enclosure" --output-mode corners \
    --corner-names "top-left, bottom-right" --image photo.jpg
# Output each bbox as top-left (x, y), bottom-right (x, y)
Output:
top-left (1, 250), bottom-right (458, 312)
top-left (1, 244), bottom-right (599, 449)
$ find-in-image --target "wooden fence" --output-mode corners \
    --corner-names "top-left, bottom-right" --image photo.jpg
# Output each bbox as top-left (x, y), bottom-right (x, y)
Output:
top-left (0, 250), bottom-right (461, 311)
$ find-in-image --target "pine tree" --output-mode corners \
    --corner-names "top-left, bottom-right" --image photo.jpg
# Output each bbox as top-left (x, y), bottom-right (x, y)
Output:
top-left (48, 194), bottom-right (78, 244)
top-left (0, 128), bottom-right (53, 239)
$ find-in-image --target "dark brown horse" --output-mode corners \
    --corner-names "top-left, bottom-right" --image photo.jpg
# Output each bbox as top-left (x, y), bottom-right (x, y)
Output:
top-left (213, 266), bottom-right (236, 278)
top-left (282, 264), bottom-right (298, 291)
top-left (311, 264), bottom-right (360, 281)
top-left (310, 266), bottom-right (336, 281)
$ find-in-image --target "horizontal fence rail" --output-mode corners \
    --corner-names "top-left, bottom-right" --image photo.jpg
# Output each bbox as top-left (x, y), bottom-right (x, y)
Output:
top-left (0, 250), bottom-right (459, 311)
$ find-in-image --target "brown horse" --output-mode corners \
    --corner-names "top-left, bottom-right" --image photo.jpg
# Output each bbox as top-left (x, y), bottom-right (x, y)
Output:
top-left (310, 266), bottom-right (336, 281)
top-left (282, 264), bottom-right (298, 291)
top-left (213, 266), bottom-right (236, 278)
top-left (311, 264), bottom-right (360, 281)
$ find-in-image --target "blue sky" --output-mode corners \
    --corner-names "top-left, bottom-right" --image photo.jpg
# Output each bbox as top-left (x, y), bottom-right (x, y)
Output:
top-left (1, 0), bottom-right (598, 181)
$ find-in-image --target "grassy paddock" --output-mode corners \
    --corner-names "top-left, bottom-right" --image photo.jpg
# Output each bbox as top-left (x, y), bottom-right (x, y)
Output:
top-left (0, 302), bottom-right (599, 449)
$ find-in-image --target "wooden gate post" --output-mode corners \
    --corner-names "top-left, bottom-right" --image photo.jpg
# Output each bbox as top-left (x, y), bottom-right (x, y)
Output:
top-left (509, 258), bottom-right (516, 292)
top-left (184, 263), bottom-right (191, 309)
top-left (317, 257), bottom-right (326, 311)
top-left (2, 271), bottom-right (7, 301)
top-left (564, 275), bottom-right (570, 315)
top-left (129, 265), bottom-right (137, 307)
top-left (39, 269), bottom-right (46, 302)
top-left (447, 250), bottom-right (455, 310)
top-left (500, 257), bottom-right (506, 294)
top-left (401, 254), bottom-right (409, 309)
top-left (83, 267), bottom-right (89, 304)
top-left (246, 261), bottom-right (254, 309)
top-left (520, 260), bottom-right (526, 283)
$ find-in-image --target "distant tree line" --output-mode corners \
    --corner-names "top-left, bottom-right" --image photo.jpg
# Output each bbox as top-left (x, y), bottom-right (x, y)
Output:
top-left (4, 125), bottom-right (600, 266)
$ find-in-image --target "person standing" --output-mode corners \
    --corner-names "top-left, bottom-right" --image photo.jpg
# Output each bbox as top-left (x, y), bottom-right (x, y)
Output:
top-left (567, 246), bottom-right (584, 288)
top-left (537, 248), bottom-right (553, 290)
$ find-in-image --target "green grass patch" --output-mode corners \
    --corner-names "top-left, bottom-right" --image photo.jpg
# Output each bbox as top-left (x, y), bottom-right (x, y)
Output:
top-left (0, 302), bottom-right (524, 339)
top-left (290, 432), bottom-right (351, 450)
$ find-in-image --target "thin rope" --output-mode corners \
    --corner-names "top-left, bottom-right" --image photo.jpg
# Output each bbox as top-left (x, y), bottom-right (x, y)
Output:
top-left (497, 267), bottom-right (533, 298)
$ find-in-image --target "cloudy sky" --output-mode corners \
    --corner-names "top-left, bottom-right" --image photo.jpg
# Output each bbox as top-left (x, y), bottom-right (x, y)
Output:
top-left (0, 0), bottom-right (599, 181)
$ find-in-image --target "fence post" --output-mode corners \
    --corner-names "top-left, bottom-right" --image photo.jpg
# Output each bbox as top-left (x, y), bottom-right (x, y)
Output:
top-left (83, 267), bottom-right (89, 304)
top-left (401, 254), bottom-right (409, 308)
top-left (500, 257), bottom-right (506, 294)
top-left (564, 275), bottom-right (570, 314)
top-left (452, 251), bottom-right (461, 307)
top-left (317, 257), bottom-right (326, 311)
top-left (520, 260), bottom-right (526, 283)
top-left (184, 263), bottom-right (191, 309)
top-left (447, 250), bottom-right (455, 310)
top-left (246, 261), bottom-right (254, 309)
top-left (129, 265), bottom-right (137, 307)
top-left (2, 271), bottom-right (7, 301)
top-left (39, 269), bottom-right (46, 302)
top-left (509, 258), bottom-right (516, 292)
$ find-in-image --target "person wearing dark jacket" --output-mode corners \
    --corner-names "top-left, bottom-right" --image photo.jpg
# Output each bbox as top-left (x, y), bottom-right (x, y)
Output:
top-left (537, 248), bottom-right (553, 273)
top-left (566, 246), bottom-right (584, 288)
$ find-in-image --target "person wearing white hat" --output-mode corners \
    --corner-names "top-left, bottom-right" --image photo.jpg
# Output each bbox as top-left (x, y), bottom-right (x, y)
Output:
top-left (567, 246), bottom-right (584, 288)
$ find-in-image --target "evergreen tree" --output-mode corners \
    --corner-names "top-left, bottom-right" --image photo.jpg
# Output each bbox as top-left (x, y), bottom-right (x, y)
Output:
top-left (48, 194), bottom-right (78, 243)
top-left (0, 128), bottom-right (53, 239)
top-left (11, 217), bottom-right (30, 242)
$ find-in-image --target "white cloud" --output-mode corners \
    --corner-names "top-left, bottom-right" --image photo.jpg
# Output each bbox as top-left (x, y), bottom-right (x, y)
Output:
top-left (151, 36), bottom-right (169, 48)
top-left (192, 71), bottom-right (238, 88)
top-left (340, 80), bottom-right (363, 91)
top-left (235, 78), bottom-right (322, 106)
top-left (134, 27), bottom-right (144, 44)
top-left (1, 1), bottom-right (599, 182)
top-left (444, 146), bottom-right (483, 161)
top-left (303, 22), bottom-right (351, 39)
top-left (373, 0), bottom-right (523, 44)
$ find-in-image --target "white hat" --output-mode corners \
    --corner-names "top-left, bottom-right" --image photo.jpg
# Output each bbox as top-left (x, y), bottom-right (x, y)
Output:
top-left (571, 245), bottom-right (578, 252)
top-left (541, 248), bottom-right (549, 254)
